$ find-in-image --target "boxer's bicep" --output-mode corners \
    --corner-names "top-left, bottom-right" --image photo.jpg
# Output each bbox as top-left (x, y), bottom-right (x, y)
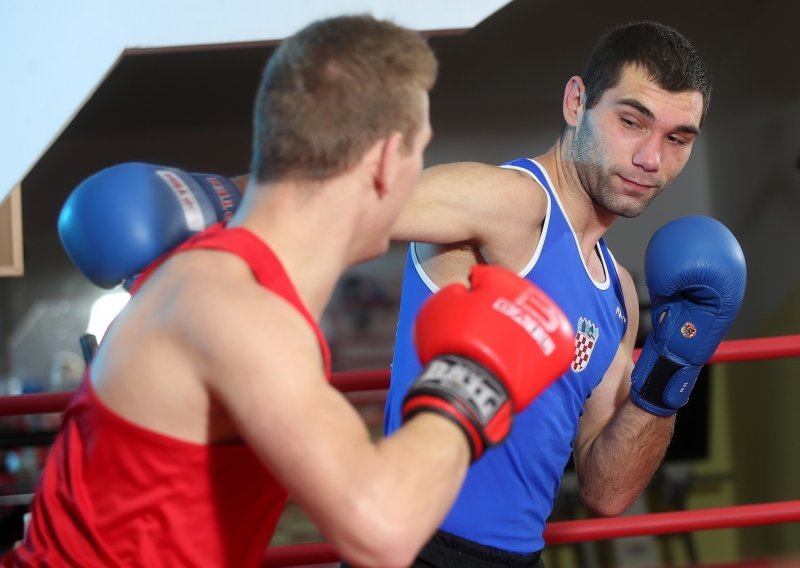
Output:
top-left (391, 162), bottom-right (534, 246)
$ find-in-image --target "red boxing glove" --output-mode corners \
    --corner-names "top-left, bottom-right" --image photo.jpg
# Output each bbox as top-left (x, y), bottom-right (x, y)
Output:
top-left (402, 265), bottom-right (574, 461)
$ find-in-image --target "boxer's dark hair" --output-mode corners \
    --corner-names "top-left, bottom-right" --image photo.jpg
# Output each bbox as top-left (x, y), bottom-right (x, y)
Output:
top-left (251, 15), bottom-right (437, 184)
top-left (582, 21), bottom-right (712, 125)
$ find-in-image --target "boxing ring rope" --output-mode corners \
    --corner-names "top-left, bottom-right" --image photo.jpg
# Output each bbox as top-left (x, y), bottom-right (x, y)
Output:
top-left (261, 501), bottom-right (800, 566)
top-left (1, 333), bottom-right (800, 566)
top-left (0, 391), bottom-right (74, 417)
top-left (1, 334), bottom-right (799, 417)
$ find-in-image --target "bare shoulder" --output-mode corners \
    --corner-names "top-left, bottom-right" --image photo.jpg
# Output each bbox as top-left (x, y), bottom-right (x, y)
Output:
top-left (169, 251), bottom-right (323, 390)
top-left (160, 252), bottom-right (347, 480)
top-left (614, 262), bottom-right (635, 294)
top-left (614, 263), bottom-right (640, 321)
top-left (89, 248), bottom-right (321, 442)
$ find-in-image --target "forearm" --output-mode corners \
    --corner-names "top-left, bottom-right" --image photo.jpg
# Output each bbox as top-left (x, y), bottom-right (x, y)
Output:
top-left (314, 413), bottom-right (469, 567)
top-left (371, 414), bottom-right (470, 533)
top-left (577, 398), bottom-right (675, 516)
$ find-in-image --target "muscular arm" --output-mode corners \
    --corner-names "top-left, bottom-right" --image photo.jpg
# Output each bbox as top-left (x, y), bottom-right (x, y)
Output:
top-left (227, 164), bottom-right (542, 249)
top-left (392, 162), bottom-right (548, 282)
top-left (198, 277), bottom-right (470, 568)
top-left (392, 162), bottom-right (501, 244)
top-left (573, 265), bottom-right (675, 517)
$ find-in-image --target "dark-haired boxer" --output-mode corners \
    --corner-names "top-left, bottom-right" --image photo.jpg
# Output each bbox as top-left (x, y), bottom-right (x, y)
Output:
top-left (380, 21), bottom-right (746, 566)
top-left (3, 15), bottom-right (578, 568)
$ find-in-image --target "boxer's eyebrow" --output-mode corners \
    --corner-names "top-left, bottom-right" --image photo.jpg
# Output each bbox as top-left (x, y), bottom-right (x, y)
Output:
top-left (617, 97), bottom-right (655, 121)
top-left (616, 97), bottom-right (700, 136)
top-left (674, 124), bottom-right (700, 136)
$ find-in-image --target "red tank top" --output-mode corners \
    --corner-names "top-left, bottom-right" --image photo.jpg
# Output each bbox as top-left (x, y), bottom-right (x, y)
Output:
top-left (4, 224), bottom-right (332, 567)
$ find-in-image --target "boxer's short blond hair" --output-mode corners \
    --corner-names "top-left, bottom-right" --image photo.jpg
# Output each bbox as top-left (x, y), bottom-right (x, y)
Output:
top-left (251, 15), bottom-right (438, 183)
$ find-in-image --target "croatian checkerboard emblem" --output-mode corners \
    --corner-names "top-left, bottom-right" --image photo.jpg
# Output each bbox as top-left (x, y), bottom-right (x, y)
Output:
top-left (572, 317), bottom-right (599, 372)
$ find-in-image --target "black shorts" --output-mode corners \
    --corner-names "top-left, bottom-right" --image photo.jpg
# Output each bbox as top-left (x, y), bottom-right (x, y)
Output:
top-left (341, 529), bottom-right (544, 568)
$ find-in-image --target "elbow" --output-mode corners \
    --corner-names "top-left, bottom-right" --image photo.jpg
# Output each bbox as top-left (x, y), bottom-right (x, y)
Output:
top-left (334, 526), bottom-right (421, 568)
top-left (325, 500), bottom-right (424, 568)
top-left (579, 483), bottom-right (637, 517)
top-left (583, 496), bottom-right (630, 518)
top-left (578, 477), bottom-right (638, 517)
top-left (576, 462), bottom-right (641, 517)
top-left (338, 543), bottom-right (419, 568)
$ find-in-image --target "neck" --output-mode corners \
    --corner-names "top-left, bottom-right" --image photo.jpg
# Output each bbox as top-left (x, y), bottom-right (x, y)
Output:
top-left (227, 177), bottom-right (364, 319)
top-left (538, 133), bottom-right (617, 257)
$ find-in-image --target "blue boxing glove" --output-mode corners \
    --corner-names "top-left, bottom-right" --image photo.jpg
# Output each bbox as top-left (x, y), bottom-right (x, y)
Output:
top-left (58, 162), bottom-right (241, 289)
top-left (631, 216), bottom-right (746, 416)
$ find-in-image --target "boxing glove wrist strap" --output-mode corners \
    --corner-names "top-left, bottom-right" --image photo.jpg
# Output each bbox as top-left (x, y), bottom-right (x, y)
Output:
top-left (402, 354), bottom-right (511, 461)
top-left (630, 335), bottom-right (702, 417)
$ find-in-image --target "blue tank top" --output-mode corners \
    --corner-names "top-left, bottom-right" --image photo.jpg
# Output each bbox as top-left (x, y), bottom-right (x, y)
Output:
top-left (385, 158), bottom-right (628, 553)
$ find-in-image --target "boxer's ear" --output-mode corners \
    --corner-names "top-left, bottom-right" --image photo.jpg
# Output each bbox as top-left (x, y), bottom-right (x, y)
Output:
top-left (563, 76), bottom-right (586, 127)
top-left (374, 132), bottom-right (403, 197)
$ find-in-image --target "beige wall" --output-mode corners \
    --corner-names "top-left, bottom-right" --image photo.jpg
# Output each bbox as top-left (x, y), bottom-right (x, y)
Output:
top-left (0, 186), bottom-right (24, 277)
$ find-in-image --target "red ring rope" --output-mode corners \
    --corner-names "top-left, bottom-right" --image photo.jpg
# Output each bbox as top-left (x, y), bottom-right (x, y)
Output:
top-left (0, 391), bottom-right (74, 416)
top-left (542, 499), bottom-right (800, 544)
top-left (262, 500), bottom-right (800, 566)
top-left (1, 334), bottom-right (799, 417)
